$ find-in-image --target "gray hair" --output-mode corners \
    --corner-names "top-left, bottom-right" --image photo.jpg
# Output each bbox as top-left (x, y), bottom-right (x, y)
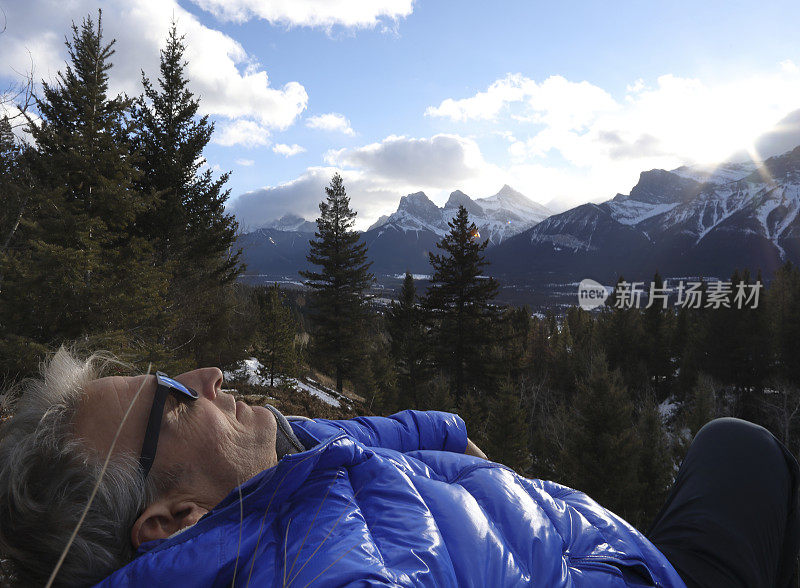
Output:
top-left (0, 346), bottom-right (174, 586)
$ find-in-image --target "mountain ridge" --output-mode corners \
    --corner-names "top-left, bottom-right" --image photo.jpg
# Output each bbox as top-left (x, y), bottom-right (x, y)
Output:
top-left (488, 145), bottom-right (800, 282)
top-left (237, 145), bottom-right (800, 285)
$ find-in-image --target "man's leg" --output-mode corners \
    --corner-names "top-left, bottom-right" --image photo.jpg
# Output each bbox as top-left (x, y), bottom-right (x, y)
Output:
top-left (647, 418), bottom-right (800, 588)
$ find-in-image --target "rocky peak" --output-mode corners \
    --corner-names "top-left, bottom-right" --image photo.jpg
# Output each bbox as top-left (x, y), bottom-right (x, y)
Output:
top-left (367, 214), bottom-right (390, 232)
top-left (444, 190), bottom-right (484, 216)
top-left (264, 213), bottom-right (316, 232)
top-left (627, 169), bottom-right (702, 205)
top-left (398, 191), bottom-right (438, 213)
top-left (394, 191), bottom-right (443, 227)
top-left (495, 184), bottom-right (527, 202)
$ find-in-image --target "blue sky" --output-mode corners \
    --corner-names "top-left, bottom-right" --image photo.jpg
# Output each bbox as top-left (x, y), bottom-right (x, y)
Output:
top-left (2, 0), bottom-right (800, 229)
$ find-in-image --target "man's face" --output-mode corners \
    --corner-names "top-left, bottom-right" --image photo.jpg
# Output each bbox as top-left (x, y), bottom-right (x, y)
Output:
top-left (74, 368), bottom-right (278, 510)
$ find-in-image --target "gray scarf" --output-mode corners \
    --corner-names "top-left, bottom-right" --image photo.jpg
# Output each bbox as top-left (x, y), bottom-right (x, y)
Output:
top-left (264, 404), bottom-right (306, 459)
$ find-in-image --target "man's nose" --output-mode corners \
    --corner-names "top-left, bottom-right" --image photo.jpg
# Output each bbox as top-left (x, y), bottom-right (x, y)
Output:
top-left (177, 368), bottom-right (223, 401)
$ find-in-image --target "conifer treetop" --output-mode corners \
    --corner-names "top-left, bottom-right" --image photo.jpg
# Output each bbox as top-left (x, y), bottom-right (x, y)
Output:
top-left (426, 204), bottom-right (499, 310)
top-left (135, 20), bottom-right (213, 188)
top-left (301, 172), bottom-right (374, 292)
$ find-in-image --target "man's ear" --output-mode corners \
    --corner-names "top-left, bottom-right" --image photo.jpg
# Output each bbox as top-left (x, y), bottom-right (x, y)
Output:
top-left (131, 497), bottom-right (208, 549)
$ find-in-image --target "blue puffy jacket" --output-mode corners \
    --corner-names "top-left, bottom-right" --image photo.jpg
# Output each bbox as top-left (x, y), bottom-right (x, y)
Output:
top-left (96, 410), bottom-right (686, 587)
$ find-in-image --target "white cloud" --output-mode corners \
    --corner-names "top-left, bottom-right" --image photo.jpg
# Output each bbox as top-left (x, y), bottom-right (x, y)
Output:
top-left (626, 78), bottom-right (646, 93)
top-left (429, 66), bottom-right (800, 171)
top-left (228, 132), bottom-right (516, 230)
top-left (326, 134), bottom-right (492, 188)
top-left (214, 120), bottom-right (271, 147)
top-left (0, 0), bottom-right (308, 146)
top-left (426, 73), bottom-right (617, 128)
top-left (306, 113), bottom-right (355, 135)
top-left (236, 158), bottom-right (255, 166)
top-left (186, 0), bottom-right (414, 29)
top-left (228, 167), bottom-right (400, 231)
top-left (425, 75), bottom-right (529, 121)
top-left (272, 143), bottom-right (306, 157)
top-left (596, 70), bottom-right (800, 164)
top-left (419, 64), bottom-right (800, 213)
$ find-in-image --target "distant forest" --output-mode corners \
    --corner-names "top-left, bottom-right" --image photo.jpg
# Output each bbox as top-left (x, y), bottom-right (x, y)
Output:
top-left (2, 10), bottom-right (800, 537)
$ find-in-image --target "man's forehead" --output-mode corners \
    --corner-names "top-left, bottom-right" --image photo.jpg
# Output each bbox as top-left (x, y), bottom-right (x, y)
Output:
top-left (84, 374), bottom-right (153, 406)
top-left (75, 375), bottom-right (155, 451)
top-left (75, 374), bottom-right (155, 455)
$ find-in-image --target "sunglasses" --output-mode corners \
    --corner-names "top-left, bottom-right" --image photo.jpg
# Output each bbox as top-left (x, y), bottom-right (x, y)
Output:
top-left (138, 372), bottom-right (199, 479)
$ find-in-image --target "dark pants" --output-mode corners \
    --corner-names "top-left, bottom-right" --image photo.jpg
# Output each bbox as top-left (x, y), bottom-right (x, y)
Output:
top-left (648, 418), bottom-right (800, 588)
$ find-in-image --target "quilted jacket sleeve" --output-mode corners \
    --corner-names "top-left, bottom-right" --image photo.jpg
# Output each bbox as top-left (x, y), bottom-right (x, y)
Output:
top-left (291, 410), bottom-right (469, 454)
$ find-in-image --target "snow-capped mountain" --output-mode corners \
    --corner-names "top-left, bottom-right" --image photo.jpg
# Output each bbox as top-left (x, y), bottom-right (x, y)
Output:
top-left (489, 146), bottom-right (800, 282)
top-left (368, 185), bottom-right (551, 244)
top-left (357, 186), bottom-right (551, 275)
top-left (237, 146), bottom-right (800, 287)
top-left (377, 191), bottom-right (445, 233)
top-left (238, 185), bottom-right (550, 278)
top-left (262, 213), bottom-right (317, 233)
top-left (478, 184), bottom-right (553, 220)
top-left (367, 214), bottom-right (390, 232)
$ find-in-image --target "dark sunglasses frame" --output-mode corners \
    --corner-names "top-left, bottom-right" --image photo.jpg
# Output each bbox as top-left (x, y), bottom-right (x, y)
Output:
top-left (138, 371), bottom-right (199, 479)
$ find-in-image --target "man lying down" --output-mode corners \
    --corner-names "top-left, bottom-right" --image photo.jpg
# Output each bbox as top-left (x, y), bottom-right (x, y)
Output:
top-left (0, 347), bottom-right (798, 587)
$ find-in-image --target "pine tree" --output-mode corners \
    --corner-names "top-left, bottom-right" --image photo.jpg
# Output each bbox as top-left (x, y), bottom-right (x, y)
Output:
top-left (559, 353), bottom-right (641, 523)
top-left (551, 318), bottom-right (575, 392)
top-left (498, 305), bottom-right (533, 384)
top-left (635, 396), bottom-right (674, 529)
top-left (643, 271), bottom-right (673, 397)
top-left (0, 117), bottom-right (26, 258)
top-left (253, 284), bottom-right (298, 387)
top-left (132, 21), bottom-right (243, 364)
top-left (528, 315), bottom-right (552, 383)
top-left (457, 387), bottom-right (489, 447)
top-left (486, 380), bottom-right (531, 473)
top-left (598, 280), bottom-right (648, 393)
top-left (702, 270), bottom-right (741, 388)
top-left (0, 116), bottom-right (33, 301)
top-left (683, 372), bottom-right (718, 437)
top-left (767, 262), bottom-right (800, 387)
top-left (423, 205), bottom-right (500, 401)
top-left (725, 269), bottom-right (770, 419)
top-left (386, 272), bottom-right (430, 408)
top-left (421, 372), bottom-right (454, 412)
top-left (362, 323), bottom-right (397, 412)
top-left (300, 173), bottom-right (374, 392)
top-left (0, 12), bottom-right (169, 372)
top-left (672, 280), bottom-right (711, 401)
top-left (0, 116), bottom-right (44, 376)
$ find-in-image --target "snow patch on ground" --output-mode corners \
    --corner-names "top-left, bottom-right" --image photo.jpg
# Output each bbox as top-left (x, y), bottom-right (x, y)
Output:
top-left (293, 379), bottom-right (341, 407)
top-left (224, 358), bottom-right (343, 407)
top-left (658, 398), bottom-right (678, 422)
top-left (223, 358), bottom-right (268, 386)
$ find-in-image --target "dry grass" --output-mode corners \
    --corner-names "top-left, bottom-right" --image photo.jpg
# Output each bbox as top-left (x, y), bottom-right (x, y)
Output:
top-left (307, 370), bottom-right (366, 404)
top-left (230, 380), bottom-right (374, 421)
